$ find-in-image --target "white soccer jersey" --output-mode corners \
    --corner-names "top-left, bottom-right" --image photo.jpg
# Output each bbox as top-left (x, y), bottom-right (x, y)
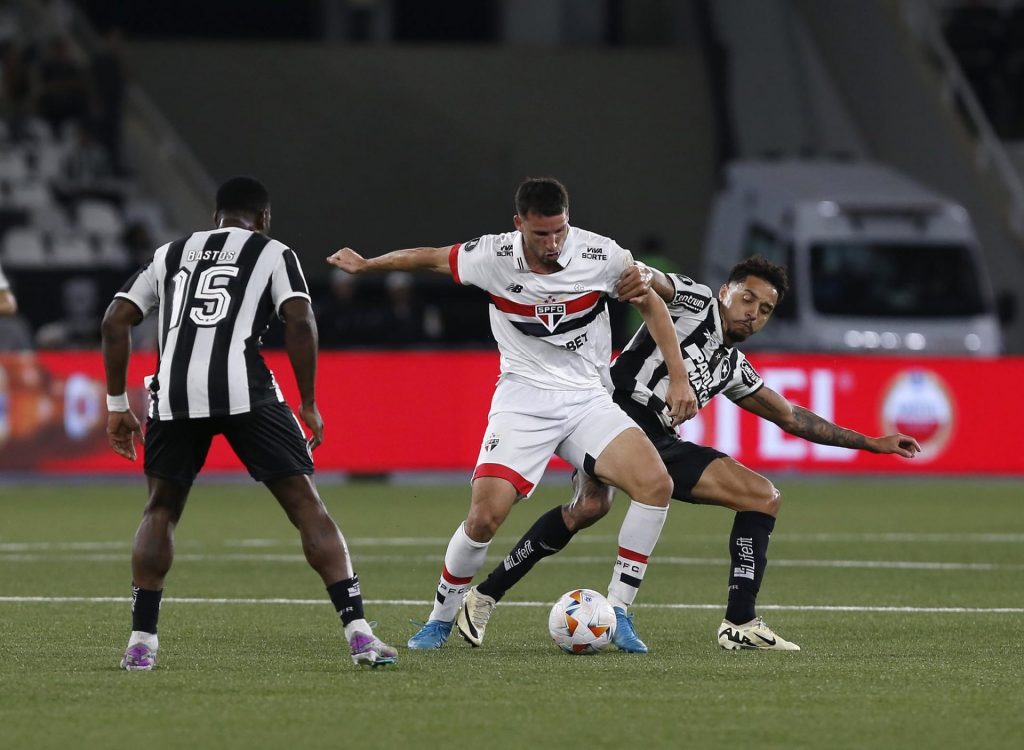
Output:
top-left (611, 272), bottom-right (764, 426)
top-left (0, 259), bottom-right (9, 290)
top-left (115, 227), bottom-right (311, 420)
top-left (449, 226), bottom-right (634, 390)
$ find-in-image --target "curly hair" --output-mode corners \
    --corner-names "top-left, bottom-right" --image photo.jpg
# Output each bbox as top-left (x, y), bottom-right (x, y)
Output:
top-left (727, 255), bottom-right (790, 302)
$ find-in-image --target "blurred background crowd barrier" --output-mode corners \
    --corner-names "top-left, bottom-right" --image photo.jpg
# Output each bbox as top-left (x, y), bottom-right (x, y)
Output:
top-left (1, 0), bottom-right (1023, 474)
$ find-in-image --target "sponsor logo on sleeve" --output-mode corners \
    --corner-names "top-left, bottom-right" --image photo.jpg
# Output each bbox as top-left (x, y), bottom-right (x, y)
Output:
top-left (463, 237), bottom-right (481, 252)
top-left (739, 359), bottom-right (760, 387)
top-left (496, 243), bottom-right (513, 257)
top-left (581, 246), bottom-right (608, 261)
top-left (672, 291), bottom-right (709, 314)
top-left (671, 273), bottom-right (695, 287)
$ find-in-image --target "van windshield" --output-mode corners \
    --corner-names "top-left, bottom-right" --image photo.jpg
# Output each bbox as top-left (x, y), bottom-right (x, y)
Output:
top-left (810, 242), bottom-right (988, 317)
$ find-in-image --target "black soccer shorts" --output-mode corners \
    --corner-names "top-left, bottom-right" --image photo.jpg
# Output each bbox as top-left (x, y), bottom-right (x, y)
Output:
top-left (143, 401), bottom-right (314, 487)
top-left (613, 391), bottom-right (726, 503)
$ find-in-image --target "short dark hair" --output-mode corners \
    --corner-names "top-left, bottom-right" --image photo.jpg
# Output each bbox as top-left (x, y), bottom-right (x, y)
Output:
top-left (215, 176), bottom-right (270, 217)
top-left (514, 177), bottom-right (569, 217)
top-left (728, 255), bottom-right (790, 302)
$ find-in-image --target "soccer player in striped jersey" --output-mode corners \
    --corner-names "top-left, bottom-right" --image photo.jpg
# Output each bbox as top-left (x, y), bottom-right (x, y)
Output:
top-left (466, 256), bottom-right (922, 651)
top-left (102, 176), bottom-right (396, 670)
top-left (327, 177), bottom-right (696, 653)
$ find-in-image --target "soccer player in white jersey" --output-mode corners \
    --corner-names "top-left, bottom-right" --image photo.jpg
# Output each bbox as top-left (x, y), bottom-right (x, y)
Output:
top-left (101, 177), bottom-right (397, 670)
top-left (466, 255), bottom-right (922, 651)
top-left (327, 177), bottom-right (695, 652)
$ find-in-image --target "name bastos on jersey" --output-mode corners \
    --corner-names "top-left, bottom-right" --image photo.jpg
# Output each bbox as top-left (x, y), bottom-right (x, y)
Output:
top-left (448, 227), bottom-right (633, 391)
top-left (612, 272), bottom-right (765, 428)
top-left (115, 227), bottom-right (311, 420)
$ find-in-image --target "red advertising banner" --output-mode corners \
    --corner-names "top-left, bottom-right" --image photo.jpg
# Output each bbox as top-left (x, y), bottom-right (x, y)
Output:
top-left (2, 351), bottom-right (1022, 475)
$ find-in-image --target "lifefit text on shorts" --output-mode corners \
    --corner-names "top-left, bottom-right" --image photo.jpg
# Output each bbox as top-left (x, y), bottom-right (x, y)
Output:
top-left (503, 540), bottom-right (534, 571)
top-left (733, 536), bottom-right (755, 580)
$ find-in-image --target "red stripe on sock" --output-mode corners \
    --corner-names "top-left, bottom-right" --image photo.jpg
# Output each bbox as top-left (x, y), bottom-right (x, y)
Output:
top-left (618, 546), bottom-right (649, 564)
top-left (441, 565), bottom-right (473, 586)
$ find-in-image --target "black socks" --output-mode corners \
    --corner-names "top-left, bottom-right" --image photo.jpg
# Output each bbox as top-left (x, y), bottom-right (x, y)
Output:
top-left (130, 584), bottom-right (162, 634)
top-left (327, 575), bottom-right (365, 626)
top-left (725, 511), bottom-right (776, 625)
top-left (477, 505), bottom-right (575, 602)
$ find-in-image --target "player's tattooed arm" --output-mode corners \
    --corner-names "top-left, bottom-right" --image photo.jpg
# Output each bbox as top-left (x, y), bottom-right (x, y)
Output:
top-left (738, 387), bottom-right (868, 449)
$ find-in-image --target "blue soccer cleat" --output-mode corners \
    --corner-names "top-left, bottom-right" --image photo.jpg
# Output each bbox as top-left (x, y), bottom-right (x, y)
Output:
top-left (407, 619), bottom-right (453, 650)
top-left (612, 606), bottom-right (648, 653)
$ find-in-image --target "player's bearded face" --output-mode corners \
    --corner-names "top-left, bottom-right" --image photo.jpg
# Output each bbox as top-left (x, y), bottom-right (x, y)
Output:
top-left (515, 211), bottom-right (569, 266)
top-left (718, 276), bottom-right (778, 343)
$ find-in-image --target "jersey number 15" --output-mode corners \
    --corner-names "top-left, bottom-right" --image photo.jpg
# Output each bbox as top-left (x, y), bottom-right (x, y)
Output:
top-left (168, 265), bottom-right (240, 329)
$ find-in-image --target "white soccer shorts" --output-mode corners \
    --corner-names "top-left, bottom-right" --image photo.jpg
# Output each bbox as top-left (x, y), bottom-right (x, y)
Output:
top-left (472, 376), bottom-right (636, 498)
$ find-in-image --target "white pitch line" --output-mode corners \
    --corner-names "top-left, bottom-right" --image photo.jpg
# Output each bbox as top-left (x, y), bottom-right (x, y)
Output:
top-left (2, 552), bottom-right (1021, 572)
top-left (0, 596), bottom-right (1019, 614)
top-left (5, 531), bottom-right (1024, 553)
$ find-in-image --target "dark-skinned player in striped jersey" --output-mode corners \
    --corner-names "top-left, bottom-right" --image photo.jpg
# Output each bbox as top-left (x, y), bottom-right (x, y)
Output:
top-left (457, 255), bottom-right (921, 652)
top-left (102, 176), bottom-right (396, 670)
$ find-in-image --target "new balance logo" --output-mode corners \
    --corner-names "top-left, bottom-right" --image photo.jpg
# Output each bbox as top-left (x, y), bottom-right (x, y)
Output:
top-left (506, 283), bottom-right (523, 294)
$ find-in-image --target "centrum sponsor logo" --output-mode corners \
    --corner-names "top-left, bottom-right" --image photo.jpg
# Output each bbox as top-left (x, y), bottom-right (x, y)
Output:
top-left (881, 369), bottom-right (954, 458)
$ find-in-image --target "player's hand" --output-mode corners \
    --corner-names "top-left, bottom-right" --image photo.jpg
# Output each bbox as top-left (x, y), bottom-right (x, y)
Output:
top-left (326, 247), bottom-right (367, 274)
top-left (300, 403), bottom-right (324, 451)
top-left (106, 410), bottom-right (143, 461)
top-left (872, 433), bottom-right (922, 458)
top-left (664, 378), bottom-right (698, 427)
top-left (616, 263), bottom-right (653, 303)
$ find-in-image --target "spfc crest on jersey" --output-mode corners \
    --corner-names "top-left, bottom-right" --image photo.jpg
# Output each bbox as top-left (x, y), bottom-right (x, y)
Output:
top-left (535, 303), bottom-right (566, 332)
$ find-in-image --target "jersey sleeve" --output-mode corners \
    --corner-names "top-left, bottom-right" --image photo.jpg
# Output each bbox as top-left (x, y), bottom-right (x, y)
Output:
top-left (271, 246), bottom-right (312, 317)
top-left (114, 244), bottom-right (165, 316)
top-left (723, 352), bottom-right (765, 402)
top-left (449, 235), bottom-right (497, 288)
top-left (606, 243), bottom-right (635, 297)
top-left (664, 274), bottom-right (715, 316)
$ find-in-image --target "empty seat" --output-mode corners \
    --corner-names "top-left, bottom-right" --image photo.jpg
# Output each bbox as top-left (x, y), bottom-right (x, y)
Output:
top-left (50, 235), bottom-right (95, 267)
top-left (1, 227), bottom-right (48, 268)
top-left (77, 199), bottom-right (123, 237)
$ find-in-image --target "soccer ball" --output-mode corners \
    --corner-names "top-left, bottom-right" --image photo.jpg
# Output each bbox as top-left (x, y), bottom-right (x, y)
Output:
top-left (548, 588), bottom-right (616, 655)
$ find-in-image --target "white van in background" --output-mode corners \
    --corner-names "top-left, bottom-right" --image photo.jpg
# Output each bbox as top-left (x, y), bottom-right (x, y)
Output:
top-left (702, 159), bottom-right (1009, 355)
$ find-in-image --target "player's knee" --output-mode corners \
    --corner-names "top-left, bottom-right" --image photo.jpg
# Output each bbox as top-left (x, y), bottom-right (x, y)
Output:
top-left (633, 467), bottom-right (673, 507)
top-left (464, 511), bottom-right (502, 542)
top-left (751, 482), bottom-right (781, 517)
top-left (566, 484), bottom-right (612, 530)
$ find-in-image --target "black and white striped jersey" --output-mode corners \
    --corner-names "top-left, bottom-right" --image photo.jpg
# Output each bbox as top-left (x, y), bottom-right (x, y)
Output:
top-left (115, 227), bottom-right (311, 420)
top-left (611, 272), bottom-right (764, 428)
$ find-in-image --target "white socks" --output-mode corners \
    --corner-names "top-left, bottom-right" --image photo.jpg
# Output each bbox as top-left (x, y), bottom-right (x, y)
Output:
top-left (428, 522), bottom-right (490, 622)
top-left (607, 500), bottom-right (669, 610)
top-left (127, 630), bottom-right (158, 650)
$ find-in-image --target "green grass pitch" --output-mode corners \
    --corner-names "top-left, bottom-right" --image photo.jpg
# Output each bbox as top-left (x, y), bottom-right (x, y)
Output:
top-left (1, 477), bottom-right (1022, 749)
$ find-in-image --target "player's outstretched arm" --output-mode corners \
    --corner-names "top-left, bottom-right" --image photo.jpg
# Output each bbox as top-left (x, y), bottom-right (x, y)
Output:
top-left (738, 386), bottom-right (922, 458)
top-left (100, 298), bottom-right (144, 461)
top-left (631, 289), bottom-right (697, 425)
top-left (280, 297), bottom-right (323, 450)
top-left (326, 246), bottom-right (454, 276)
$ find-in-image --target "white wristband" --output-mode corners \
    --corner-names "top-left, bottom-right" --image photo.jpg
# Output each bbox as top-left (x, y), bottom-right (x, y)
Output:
top-left (106, 393), bottom-right (130, 412)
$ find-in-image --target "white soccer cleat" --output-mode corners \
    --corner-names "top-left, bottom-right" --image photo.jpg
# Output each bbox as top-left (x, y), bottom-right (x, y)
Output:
top-left (456, 586), bottom-right (497, 647)
top-left (718, 617), bottom-right (800, 651)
